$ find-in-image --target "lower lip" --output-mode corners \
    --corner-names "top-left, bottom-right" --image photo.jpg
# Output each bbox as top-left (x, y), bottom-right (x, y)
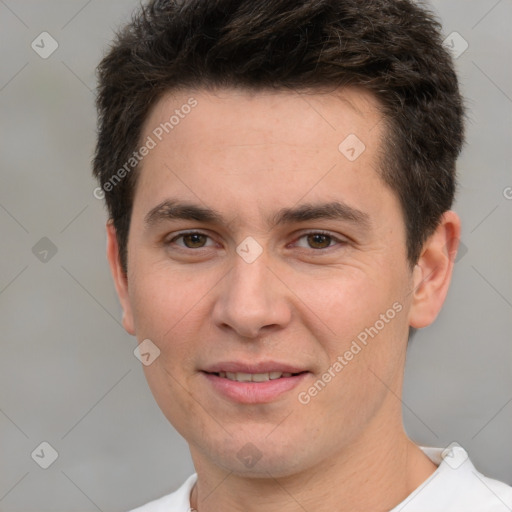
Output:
top-left (202, 372), bottom-right (309, 404)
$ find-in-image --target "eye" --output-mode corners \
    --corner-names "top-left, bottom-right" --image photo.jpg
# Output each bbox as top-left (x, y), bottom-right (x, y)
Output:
top-left (294, 232), bottom-right (344, 250)
top-left (168, 232), bottom-right (215, 249)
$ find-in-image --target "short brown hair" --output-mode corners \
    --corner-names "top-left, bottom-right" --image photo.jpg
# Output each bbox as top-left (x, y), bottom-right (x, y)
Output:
top-left (93, 0), bottom-right (465, 273)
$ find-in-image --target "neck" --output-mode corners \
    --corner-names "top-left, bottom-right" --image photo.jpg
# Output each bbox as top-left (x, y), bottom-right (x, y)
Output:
top-left (189, 423), bottom-right (437, 512)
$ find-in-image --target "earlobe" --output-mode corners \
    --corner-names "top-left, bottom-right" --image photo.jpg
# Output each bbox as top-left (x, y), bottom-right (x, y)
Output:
top-left (106, 221), bottom-right (136, 335)
top-left (408, 211), bottom-right (461, 329)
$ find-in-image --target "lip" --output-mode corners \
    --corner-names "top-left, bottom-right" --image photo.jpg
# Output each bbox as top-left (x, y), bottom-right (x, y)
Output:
top-left (202, 361), bottom-right (307, 374)
top-left (202, 373), bottom-right (309, 404)
top-left (201, 361), bottom-right (310, 404)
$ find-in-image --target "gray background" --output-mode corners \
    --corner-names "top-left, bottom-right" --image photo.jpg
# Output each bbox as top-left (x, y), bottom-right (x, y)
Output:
top-left (0, 0), bottom-right (511, 510)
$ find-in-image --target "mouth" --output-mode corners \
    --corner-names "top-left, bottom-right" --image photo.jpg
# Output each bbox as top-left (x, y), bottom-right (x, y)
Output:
top-left (206, 370), bottom-right (305, 382)
top-left (201, 365), bottom-right (310, 404)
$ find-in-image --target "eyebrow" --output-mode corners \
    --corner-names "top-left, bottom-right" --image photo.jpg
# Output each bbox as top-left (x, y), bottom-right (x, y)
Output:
top-left (270, 201), bottom-right (370, 229)
top-left (144, 199), bottom-right (371, 231)
top-left (144, 200), bottom-right (224, 227)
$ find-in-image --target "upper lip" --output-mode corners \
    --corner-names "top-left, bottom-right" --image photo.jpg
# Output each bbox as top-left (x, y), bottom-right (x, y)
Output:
top-left (202, 361), bottom-right (308, 374)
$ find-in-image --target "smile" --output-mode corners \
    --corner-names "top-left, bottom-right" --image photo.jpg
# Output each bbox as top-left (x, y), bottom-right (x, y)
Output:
top-left (213, 371), bottom-right (297, 382)
top-left (202, 368), bottom-right (309, 404)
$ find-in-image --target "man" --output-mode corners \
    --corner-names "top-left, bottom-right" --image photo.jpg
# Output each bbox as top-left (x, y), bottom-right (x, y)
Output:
top-left (93, 0), bottom-right (512, 510)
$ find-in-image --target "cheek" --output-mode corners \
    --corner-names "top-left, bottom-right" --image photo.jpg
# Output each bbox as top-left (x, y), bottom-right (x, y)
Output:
top-left (292, 267), bottom-right (409, 392)
top-left (291, 267), bottom-right (399, 339)
top-left (128, 265), bottom-right (216, 385)
top-left (128, 263), bottom-right (203, 337)
top-left (130, 269), bottom-right (209, 430)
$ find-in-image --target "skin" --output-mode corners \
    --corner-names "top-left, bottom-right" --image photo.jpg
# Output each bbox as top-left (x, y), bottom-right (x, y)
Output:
top-left (107, 87), bottom-right (460, 512)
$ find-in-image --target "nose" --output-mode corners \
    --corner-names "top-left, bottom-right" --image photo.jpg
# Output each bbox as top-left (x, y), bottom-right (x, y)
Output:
top-left (211, 255), bottom-right (292, 339)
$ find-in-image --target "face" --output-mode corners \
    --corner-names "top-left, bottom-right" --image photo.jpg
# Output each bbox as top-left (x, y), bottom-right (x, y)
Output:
top-left (112, 87), bottom-right (421, 476)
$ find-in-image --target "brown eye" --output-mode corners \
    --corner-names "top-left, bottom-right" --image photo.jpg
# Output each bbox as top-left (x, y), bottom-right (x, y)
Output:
top-left (306, 233), bottom-right (332, 249)
top-left (182, 233), bottom-right (208, 248)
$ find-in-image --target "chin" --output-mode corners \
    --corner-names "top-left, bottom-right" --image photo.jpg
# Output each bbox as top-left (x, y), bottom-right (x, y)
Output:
top-left (197, 432), bottom-right (317, 478)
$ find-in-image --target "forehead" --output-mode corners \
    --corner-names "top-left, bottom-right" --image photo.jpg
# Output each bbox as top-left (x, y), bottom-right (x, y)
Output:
top-left (143, 86), bottom-right (382, 150)
top-left (133, 86), bottom-right (392, 225)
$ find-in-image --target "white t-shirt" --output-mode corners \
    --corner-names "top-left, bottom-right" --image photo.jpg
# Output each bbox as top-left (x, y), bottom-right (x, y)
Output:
top-left (129, 446), bottom-right (512, 511)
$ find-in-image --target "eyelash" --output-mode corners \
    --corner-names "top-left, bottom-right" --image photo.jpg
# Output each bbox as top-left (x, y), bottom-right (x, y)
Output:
top-left (166, 230), bottom-right (347, 251)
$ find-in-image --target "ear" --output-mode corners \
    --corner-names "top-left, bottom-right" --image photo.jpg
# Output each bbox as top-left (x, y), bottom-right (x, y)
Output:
top-left (408, 210), bottom-right (461, 329)
top-left (106, 221), bottom-right (135, 335)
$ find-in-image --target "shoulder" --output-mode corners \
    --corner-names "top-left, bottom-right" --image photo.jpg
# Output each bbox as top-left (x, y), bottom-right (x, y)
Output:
top-left (395, 446), bottom-right (512, 512)
top-left (467, 471), bottom-right (512, 511)
top-left (127, 474), bottom-right (197, 512)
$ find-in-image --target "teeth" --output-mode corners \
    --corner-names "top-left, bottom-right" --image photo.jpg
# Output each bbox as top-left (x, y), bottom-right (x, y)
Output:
top-left (218, 371), bottom-right (295, 382)
top-left (252, 372), bottom-right (270, 382)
